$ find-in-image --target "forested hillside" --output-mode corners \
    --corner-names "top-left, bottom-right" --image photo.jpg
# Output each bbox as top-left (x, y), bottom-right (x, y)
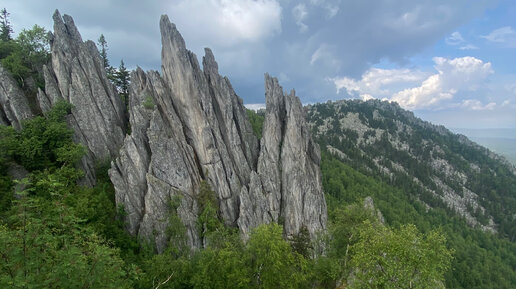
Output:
top-left (0, 101), bottom-right (451, 288)
top-left (307, 100), bottom-right (516, 288)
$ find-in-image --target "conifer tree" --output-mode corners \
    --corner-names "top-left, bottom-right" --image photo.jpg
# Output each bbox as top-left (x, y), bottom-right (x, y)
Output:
top-left (97, 34), bottom-right (109, 68)
top-left (115, 59), bottom-right (130, 103)
top-left (0, 8), bottom-right (13, 41)
top-left (97, 34), bottom-right (116, 82)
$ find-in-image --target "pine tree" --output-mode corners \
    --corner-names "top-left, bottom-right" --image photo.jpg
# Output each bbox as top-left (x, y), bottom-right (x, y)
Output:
top-left (97, 34), bottom-right (109, 69)
top-left (115, 59), bottom-right (130, 104)
top-left (0, 8), bottom-right (13, 41)
top-left (97, 34), bottom-right (116, 82)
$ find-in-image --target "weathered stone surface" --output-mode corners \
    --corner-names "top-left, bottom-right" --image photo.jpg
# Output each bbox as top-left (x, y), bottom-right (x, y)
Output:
top-left (110, 15), bottom-right (327, 251)
top-left (38, 10), bottom-right (127, 185)
top-left (110, 67), bottom-right (202, 251)
top-left (0, 11), bottom-right (326, 250)
top-left (0, 63), bottom-right (35, 129)
top-left (254, 75), bottom-right (327, 237)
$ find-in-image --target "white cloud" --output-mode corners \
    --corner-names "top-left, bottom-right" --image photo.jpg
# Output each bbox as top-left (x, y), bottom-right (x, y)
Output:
top-left (391, 74), bottom-right (454, 109)
top-left (292, 4), bottom-right (308, 32)
top-left (391, 57), bottom-right (493, 109)
top-left (502, 100), bottom-right (511, 107)
top-left (446, 32), bottom-right (465, 45)
top-left (334, 56), bottom-right (494, 110)
top-left (310, 43), bottom-right (340, 70)
top-left (360, 94), bottom-right (374, 101)
top-left (244, 103), bottom-right (266, 111)
top-left (309, 0), bottom-right (339, 19)
top-left (482, 26), bottom-right (516, 47)
top-left (461, 99), bottom-right (496, 111)
top-left (168, 0), bottom-right (282, 47)
top-left (310, 44), bottom-right (327, 65)
top-left (459, 44), bottom-right (479, 50)
top-left (334, 68), bottom-right (429, 97)
top-left (433, 56), bottom-right (493, 89)
top-left (446, 31), bottom-right (478, 50)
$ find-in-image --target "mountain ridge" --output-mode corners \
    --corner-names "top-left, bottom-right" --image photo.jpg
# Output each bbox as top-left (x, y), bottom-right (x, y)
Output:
top-left (307, 98), bottom-right (516, 240)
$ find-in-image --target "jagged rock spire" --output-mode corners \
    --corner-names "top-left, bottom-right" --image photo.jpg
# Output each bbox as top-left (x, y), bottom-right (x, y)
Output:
top-left (110, 15), bottom-right (326, 251)
top-left (38, 10), bottom-right (127, 185)
top-left (28, 11), bottom-right (326, 250)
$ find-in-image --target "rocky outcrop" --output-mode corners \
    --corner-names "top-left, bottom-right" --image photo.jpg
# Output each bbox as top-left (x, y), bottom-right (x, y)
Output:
top-left (38, 10), bottom-right (127, 185)
top-left (239, 75), bottom-right (327, 237)
top-left (0, 9), bottom-right (325, 250)
top-left (0, 63), bottom-right (35, 129)
top-left (109, 67), bottom-right (203, 252)
top-left (109, 15), bottom-right (326, 251)
top-left (0, 10), bottom-right (326, 252)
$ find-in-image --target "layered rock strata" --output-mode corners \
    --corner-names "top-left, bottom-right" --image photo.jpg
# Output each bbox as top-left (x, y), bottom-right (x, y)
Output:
top-left (109, 15), bottom-right (326, 251)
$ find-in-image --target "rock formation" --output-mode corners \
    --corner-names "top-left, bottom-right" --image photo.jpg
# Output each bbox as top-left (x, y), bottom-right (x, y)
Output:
top-left (238, 75), bottom-right (327, 237)
top-left (37, 10), bottom-right (127, 185)
top-left (0, 63), bottom-right (35, 129)
top-left (109, 15), bottom-right (326, 251)
top-left (2, 10), bottom-right (326, 251)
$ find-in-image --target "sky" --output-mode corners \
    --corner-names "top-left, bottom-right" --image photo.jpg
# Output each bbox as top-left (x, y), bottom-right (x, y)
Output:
top-left (3, 0), bottom-right (516, 129)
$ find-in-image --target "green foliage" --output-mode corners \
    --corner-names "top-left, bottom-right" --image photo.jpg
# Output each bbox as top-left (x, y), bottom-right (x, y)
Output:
top-left (0, 101), bottom-right (83, 172)
top-left (0, 174), bottom-right (12, 212)
top-left (2, 16), bottom-right (507, 289)
top-left (0, 186), bottom-right (132, 288)
top-left (0, 8), bottom-right (12, 41)
top-left (327, 201), bottom-right (379, 274)
top-left (166, 195), bottom-right (188, 257)
top-left (0, 101), bottom-right (141, 287)
top-left (290, 225), bottom-right (312, 258)
top-left (16, 25), bottom-right (49, 68)
top-left (0, 48), bottom-right (30, 86)
top-left (115, 59), bottom-right (130, 104)
top-left (349, 222), bottom-right (452, 289)
top-left (309, 100), bottom-right (516, 241)
top-left (0, 37), bottom-right (17, 59)
top-left (197, 180), bottom-right (223, 246)
top-left (97, 34), bottom-right (130, 99)
top-left (246, 223), bottom-right (309, 289)
top-left (98, 34), bottom-right (109, 70)
top-left (246, 109), bottom-right (264, 139)
top-left (137, 223), bottom-right (312, 289)
top-left (0, 23), bottom-right (49, 89)
top-left (190, 246), bottom-right (249, 289)
top-left (321, 152), bottom-right (516, 288)
top-left (0, 101), bottom-right (81, 212)
top-left (143, 95), bottom-right (155, 110)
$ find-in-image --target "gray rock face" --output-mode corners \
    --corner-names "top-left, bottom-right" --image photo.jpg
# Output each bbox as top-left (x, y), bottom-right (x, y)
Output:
top-left (38, 10), bottom-right (127, 185)
top-left (110, 68), bottom-right (202, 251)
top-left (255, 75), bottom-right (326, 237)
top-left (110, 15), bottom-right (326, 251)
top-left (0, 63), bottom-right (35, 129)
top-left (0, 10), bottom-right (326, 251)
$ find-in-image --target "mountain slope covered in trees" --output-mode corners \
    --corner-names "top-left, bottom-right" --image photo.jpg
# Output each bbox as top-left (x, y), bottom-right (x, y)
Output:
top-left (306, 99), bottom-right (516, 288)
